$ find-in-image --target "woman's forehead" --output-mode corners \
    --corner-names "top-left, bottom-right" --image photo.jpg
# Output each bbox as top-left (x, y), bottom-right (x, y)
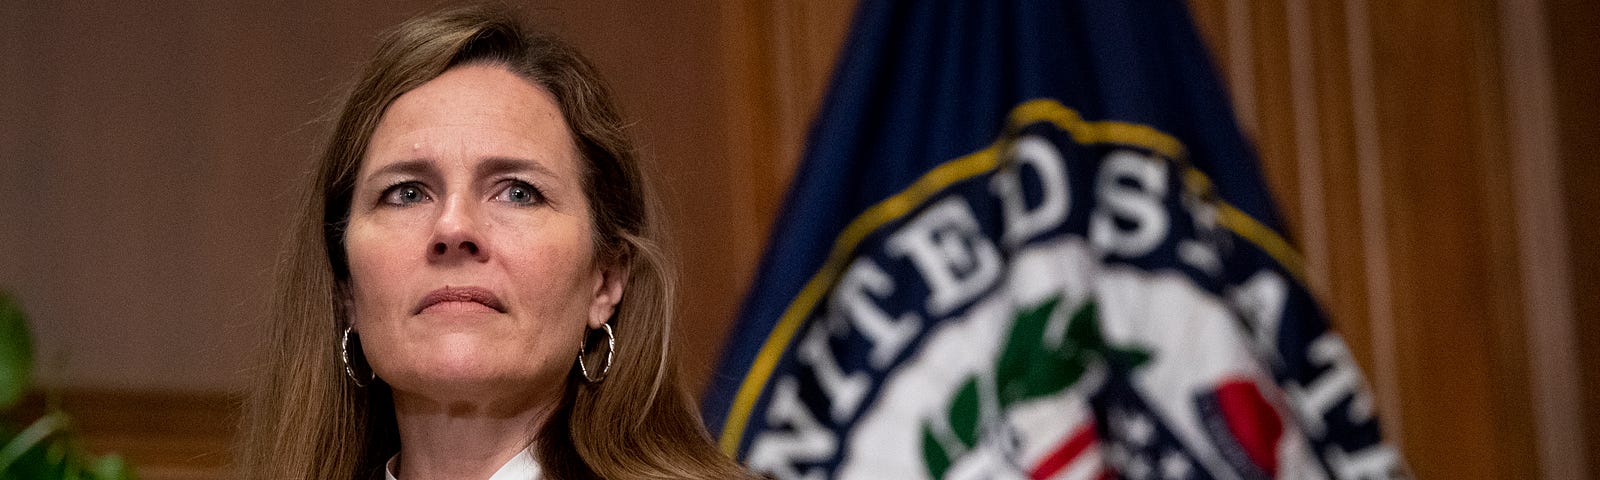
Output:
top-left (360, 64), bottom-right (579, 181)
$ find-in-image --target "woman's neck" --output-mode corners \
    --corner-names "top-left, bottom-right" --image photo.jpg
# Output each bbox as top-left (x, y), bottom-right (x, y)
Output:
top-left (390, 388), bottom-right (553, 480)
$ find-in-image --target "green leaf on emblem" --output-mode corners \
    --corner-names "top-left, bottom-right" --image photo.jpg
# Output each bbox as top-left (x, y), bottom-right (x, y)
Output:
top-left (921, 425), bottom-right (951, 479)
top-left (920, 295), bottom-right (1151, 478)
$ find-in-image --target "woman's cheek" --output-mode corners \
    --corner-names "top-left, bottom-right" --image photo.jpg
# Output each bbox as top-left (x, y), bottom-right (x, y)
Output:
top-left (501, 236), bottom-right (592, 319)
top-left (344, 221), bottom-right (419, 326)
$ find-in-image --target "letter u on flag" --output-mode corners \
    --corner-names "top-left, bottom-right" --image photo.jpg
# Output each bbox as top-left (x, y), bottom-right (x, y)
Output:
top-left (702, 1), bottom-right (1408, 479)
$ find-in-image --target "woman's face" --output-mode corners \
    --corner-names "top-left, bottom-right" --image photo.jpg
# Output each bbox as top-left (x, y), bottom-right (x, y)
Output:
top-left (344, 64), bottom-right (623, 402)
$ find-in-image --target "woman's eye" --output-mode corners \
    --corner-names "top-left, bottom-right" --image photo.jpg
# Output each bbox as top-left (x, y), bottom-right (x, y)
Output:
top-left (495, 181), bottom-right (545, 205)
top-left (380, 183), bottom-right (430, 205)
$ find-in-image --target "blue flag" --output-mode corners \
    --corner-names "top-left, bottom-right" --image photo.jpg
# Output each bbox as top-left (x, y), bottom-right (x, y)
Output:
top-left (703, 1), bottom-right (1406, 478)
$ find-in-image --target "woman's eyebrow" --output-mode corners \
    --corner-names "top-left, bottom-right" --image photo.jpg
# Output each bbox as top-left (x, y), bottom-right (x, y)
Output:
top-left (476, 156), bottom-right (557, 179)
top-left (365, 158), bottom-right (437, 184)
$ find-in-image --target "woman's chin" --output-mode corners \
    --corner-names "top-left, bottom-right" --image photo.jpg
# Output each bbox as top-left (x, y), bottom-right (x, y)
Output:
top-left (385, 358), bottom-right (531, 391)
top-left (366, 330), bottom-right (570, 401)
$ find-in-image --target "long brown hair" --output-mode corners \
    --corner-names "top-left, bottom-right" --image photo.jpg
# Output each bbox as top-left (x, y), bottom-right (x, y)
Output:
top-left (237, 5), bottom-right (746, 479)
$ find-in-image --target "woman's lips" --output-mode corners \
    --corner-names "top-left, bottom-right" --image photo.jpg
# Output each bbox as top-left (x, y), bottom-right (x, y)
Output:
top-left (415, 286), bottom-right (505, 314)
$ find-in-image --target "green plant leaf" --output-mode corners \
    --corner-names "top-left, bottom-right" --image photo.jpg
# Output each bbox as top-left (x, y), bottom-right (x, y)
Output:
top-left (0, 412), bottom-right (67, 475)
top-left (87, 454), bottom-right (136, 480)
top-left (0, 292), bottom-right (33, 411)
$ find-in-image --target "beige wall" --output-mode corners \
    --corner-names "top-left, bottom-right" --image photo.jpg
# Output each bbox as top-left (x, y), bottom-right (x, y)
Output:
top-left (0, 0), bottom-right (803, 394)
top-left (2, 1), bottom-right (355, 392)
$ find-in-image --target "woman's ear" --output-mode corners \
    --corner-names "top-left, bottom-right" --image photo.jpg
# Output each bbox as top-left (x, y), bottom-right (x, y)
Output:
top-left (588, 263), bottom-right (627, 330)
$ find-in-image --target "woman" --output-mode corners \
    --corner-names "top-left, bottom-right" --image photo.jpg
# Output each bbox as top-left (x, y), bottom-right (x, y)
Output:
top-left (237, 5), bottom-right (748, 479)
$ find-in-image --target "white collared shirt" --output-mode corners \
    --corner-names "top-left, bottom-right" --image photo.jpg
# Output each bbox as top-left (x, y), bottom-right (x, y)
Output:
top-left (385, 448), bottom-right (542, 480)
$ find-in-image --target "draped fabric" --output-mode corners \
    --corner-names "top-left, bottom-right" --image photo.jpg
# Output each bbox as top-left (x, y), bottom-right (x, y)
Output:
top-left (704, 1), bottom-right (1406, 478)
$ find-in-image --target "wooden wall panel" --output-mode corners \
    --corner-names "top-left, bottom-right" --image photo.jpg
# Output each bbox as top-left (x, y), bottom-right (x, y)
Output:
top-left (1304, 0), bottom-right (1378, 393)
top-left (1245, 1), bottom-right (1303, 241)
top-left (1191, 0), bottom-right (1590, 478)
top-left (1548, 0), bottom-right (1600, 472)
top-left (11, 391), bottom-right (234, 480)
top-left (709, 1), bottom-right (854, 396)
top-left (720, 1), bottom-right (855, 216)
top-left (1191, 0), bottom-right (1397, 432)
top-left (1384, 0), bottom-right (1538, 473)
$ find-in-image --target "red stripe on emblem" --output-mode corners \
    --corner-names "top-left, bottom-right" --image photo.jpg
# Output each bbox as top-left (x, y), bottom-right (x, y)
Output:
top-left (1029, 422), bottom-right (1099, 479)
top-left (1214, 380), bottom-right (1283, 476)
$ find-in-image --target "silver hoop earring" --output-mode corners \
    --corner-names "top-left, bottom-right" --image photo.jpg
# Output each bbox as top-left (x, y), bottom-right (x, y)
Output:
top-left (577, 323), bottom-right (615, 383)
top-left (342, 326), bottom-right (375, 387)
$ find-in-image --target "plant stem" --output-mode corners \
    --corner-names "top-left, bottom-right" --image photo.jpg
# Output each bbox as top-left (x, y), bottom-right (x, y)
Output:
top-left (0, 411), bottom-right (69, 473)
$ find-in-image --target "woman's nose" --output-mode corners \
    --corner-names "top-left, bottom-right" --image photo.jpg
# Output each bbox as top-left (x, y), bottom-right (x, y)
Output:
top-left (428, 198), bottom-right (488, 262)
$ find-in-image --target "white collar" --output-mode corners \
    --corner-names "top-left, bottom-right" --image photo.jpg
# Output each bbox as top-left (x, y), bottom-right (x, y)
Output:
top-left (385, 448), bottom-right (542, 480)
